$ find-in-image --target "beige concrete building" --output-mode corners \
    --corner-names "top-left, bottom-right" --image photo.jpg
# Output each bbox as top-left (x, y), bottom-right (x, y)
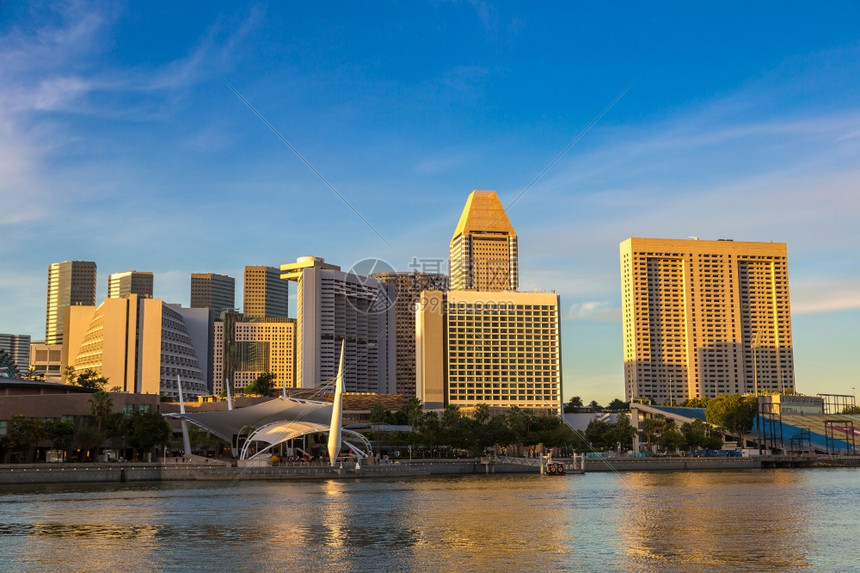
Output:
top-left (371, 271), bottom-right (449, 397)
top-left (213, 315), bottom-right (296, 395)
top-left (62, 294), bottom-right (210, 398)
top-left (28, 342), bottom-right (63, 382)
top-left (281, 256), bottom-right (395, 393)
top-left (190, 272), bottom-right (235, 317)
top-left (243, 265), bottom-right (288, 319)
top-left (416, 290), bottom-right (562, 412)
top-left (107, 270), bottom-right (154, 299)
top-left (620, 237), bottom-right (795, 404)
top-left (450, 190), bottom-right (518, 291)
top-left (46, 260), bottom-right (97, 345)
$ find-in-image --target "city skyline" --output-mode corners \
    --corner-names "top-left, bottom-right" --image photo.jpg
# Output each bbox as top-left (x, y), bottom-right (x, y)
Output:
top-left (2, 4), bottom-right (860, 403)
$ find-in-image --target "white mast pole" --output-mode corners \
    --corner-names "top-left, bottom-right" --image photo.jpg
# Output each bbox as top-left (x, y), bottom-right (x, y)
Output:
top-left (225, 378), bottom-right (234, 411)
top-left (177, 375), bottom-right (193, 459)
top-left (327, 340), bottom-right (346, 466)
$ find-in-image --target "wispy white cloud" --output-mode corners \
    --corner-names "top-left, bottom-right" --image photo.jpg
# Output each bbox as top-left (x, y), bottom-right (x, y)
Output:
top-left (566, 301), bottom-right (620, 322)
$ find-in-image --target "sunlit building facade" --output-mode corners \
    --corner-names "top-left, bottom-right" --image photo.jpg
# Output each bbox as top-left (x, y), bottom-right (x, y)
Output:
top-left (243, 265), bottom-right (288, 319)
top-left (371, 271), bottom-right (449, 397)
top-left (620, 237), bottom-right (795, 404)
top-left (107, 270), bottom-right (154, 299)
top-left (281, 256), bottom-right (395, 394)
top-left (449, 190), bottom-right (518, 291)
top-left (190, 272), bottom-right (236, 317)
top-left (213, 315), bottom-right (296, 395)
top-left (62, 294), bottom-right (210, 398)
top-left (416, 290), bottom-right (562, 412)
top-left (46, 260), bottom-right (97, 345)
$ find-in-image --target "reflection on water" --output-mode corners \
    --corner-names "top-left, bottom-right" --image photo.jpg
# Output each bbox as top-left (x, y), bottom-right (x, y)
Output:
top-left (0, 470), bottom-right (857, 572)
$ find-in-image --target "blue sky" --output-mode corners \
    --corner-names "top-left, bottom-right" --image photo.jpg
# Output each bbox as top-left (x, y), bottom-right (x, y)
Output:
top-left (2, 2), bottom-right (859, 404)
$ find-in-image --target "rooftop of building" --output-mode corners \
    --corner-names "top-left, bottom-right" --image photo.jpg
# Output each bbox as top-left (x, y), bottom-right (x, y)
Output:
top-left (451, 190), bottom-right (517, 240)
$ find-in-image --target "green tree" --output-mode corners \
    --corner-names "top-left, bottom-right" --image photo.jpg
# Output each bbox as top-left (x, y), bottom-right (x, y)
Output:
top-left (564, 396), bottom-right (584, 412)
top-left (369, 402), bottom-right (388, 423)
top-left (89, 391), bottom-right (114, 432)
top-left (47, 419), bottom-right (76, 459)
top-left (473, 403), bottom-right (491, 425)
top-left (680, 419), bottom-right (710, 450)
top-left (128, 410), bottom-right (172, 459)
top-left (9, 416), bottom-right (45, 461)
top-left (606, 398), bottom-right (629, 411)
top-left (67, 368), bottom-right (109, 390)
top-left (244, 372), bottom-right (276, 396)
top-left (682, 397), bottom-right (710, 408)
top-left (588, 400), bottom-right (603, 412)
top-left (705, 394), bottom-right (758, 445)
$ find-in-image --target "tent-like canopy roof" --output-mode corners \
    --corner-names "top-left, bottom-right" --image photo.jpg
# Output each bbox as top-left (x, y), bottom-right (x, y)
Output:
top-left (168, 397), bottom-right (333, 444)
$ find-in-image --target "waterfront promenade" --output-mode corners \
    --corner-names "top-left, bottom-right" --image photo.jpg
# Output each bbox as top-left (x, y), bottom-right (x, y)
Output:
top-left (1, 454), bottom-right (857, 485)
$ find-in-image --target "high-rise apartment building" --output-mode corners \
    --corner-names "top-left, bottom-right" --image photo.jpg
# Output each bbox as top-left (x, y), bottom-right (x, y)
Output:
top-left (190, 273), bottom-right (236, 317)
top-left (450, 190), bottom-right (518, 291)
top-left (62, 294), bottom-right (210, 397)
top-left (243, 266), bottom-right (288, 319)
top-left (46, 260), bottom-right (97, 345)
top-left (213, 313), bottom-right (296, 395)
top-left (281, 256), bottom-right (395, 393)
top-left (371, 272), bottom-right (449, 397)
top-left (620, 237), bottom-right (795, 404)
top-left (415, 191), bottom-right (562, 413)
top-left (0, 334), bottom-right (31, 377)
top-left (108, 270), bottom-right (154, 299)
top-left (416, 290), bottom-right (562, 412)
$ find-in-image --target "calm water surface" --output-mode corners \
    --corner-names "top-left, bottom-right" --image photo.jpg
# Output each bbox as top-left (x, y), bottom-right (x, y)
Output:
top-left (0, 469), bottom-right (857, 572)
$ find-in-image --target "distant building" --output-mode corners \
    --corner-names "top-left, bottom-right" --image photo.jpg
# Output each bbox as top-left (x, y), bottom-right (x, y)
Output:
top-left (28, 342), bottom-right (63, 382)
top-left (449, 190), bottom-right (518, 291)
top-left (416, 290), bottom-right (562, 413)
top-left (62, 294), bottom-right (210, 398)
top-left (213, 313), bottom-right (296, 395)
top-left (620, 237), bottom-right (795, 404)
top-left (46, 260), bottom-right (97, 345)
top-left (371, 271), bottom-right (449, 397)
top-left (243, 265), bottom-right (288, 319)
top-left (281, 256), bottom-right (395, 393)
top-left (190, 273), bottom-right (236, 317)
top-left (0, 334), bottom-right (31, 377)
top-left (107, 270), bottom-right (154, 299)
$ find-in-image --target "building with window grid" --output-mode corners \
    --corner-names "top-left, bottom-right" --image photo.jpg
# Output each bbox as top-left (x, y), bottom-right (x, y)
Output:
top-left (449, 190), bottom-right (518, 292)
top-left (620, 237), bottom-right (795, 404)
top-left (107, 270), bottom-right (154, 299)
top-left (371, 271), bottom-right (449, 397)
top-left (213, 314), bottom-right (296, 395)
top-left (416, 290), bottom-right (561, 412)
top-left (243, 266), bottom-right (288, 319)
top-left (46, 260), bottom-right (97, 345)
top-left (190, 273), bottom-right (236, 317)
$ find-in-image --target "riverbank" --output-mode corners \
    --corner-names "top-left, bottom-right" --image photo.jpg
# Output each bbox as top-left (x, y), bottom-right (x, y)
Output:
top-left (1, 454), bottom-right (857, 485)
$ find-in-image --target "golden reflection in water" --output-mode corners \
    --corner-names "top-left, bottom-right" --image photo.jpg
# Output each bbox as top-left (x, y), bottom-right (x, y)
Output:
top-left (620, 470), bottom-right (813, 571)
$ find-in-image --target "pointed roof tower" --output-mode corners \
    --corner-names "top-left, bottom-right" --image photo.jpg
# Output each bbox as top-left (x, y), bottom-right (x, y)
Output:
top-left (449, 190), bottom-right (519, 291)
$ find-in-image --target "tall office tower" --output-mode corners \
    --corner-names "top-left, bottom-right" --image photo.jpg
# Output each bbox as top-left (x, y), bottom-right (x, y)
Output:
top-left (620, 237), bottom-right (795, 405)
top-left (45, 260), bottom-right (97, 345)
top-left (416, 290), bottom-right (562, 413)
top-left (281, 256), bottom-right (395, 393)
top-left (190, 273), bottom-right (236, 317)
top-left (0, 334), bottom-right (31, 377)
top-left (449, 190), bottom-right (518, 291)
top-left (62, 294), bottom-right (210, 397)
top-left (213, 313), bottom-right (296, 395)
top-left (107, 270), bottom-right (154, 299)
top-left (371, 272), bottom-right (449, 397)
top-left (243, 266), bottom-right (288, 319)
